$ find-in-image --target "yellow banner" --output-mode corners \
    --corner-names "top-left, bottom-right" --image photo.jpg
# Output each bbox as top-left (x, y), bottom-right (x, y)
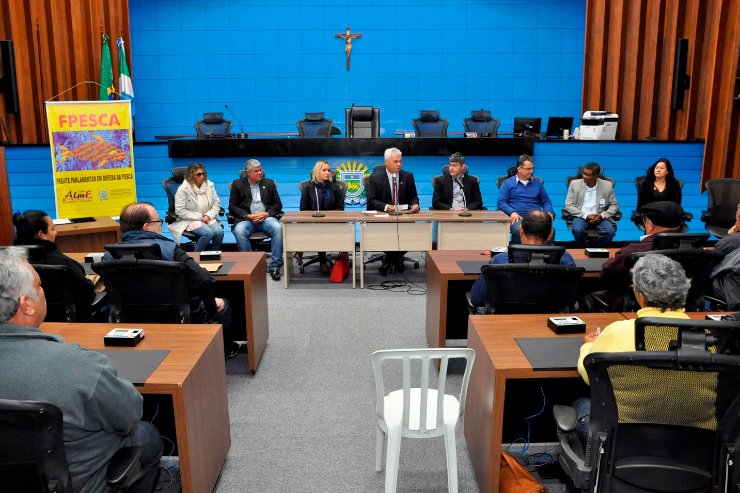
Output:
top-left (46, 100), bottom-right (136, 218)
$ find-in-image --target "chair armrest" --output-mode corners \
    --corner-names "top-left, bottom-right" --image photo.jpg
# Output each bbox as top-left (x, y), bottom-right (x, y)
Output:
top-left (684, 211), bottom-right (693, 222)
top-left (91, 291), bottom-right (107, 309)
top-left (701, 210), bottom-right (711, 223)
top-left (226, 212), bottom-right (235, 225)
top-left (562, 208), bottom-right (573, 221)
top-left (106, 445), bottom-right (144, 489)
top-left (218, 207), bottom-right (225, 217)
top-left (553, 404), bottom-right (578, 432)
top-left (165, 211), bottom-right (177, 224)
top-left (612, 210), bottom-right (622, 222)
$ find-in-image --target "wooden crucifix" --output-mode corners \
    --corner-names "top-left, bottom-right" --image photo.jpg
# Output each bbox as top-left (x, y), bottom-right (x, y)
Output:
top-left (335, 26), bottom-right (362, 71)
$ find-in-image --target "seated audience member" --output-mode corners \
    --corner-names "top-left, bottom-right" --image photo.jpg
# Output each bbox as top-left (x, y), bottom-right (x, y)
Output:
top-left (365, 147), bottom-right (420, 274)
top-left (470, 210), bottom-right (575, 307)
top-left (104, 202), bottom-right (236, 356)
top-left (572, 253), bottom-right (691, 442)
top-left (0, 247), bottom-right (163, 493)
top-left (710, 203), bottom-right (740, 309)
top-left (229, 159), bottom-right (284, 281)
top-left (497, 154), bottom-right (555, 244)
top-left (169, 162), bottom-right (224, 252)
top-left (13, 209), bottom-right (96, 318)
top-left (299, 160), bottom-right (345, 274)
top-left (636, 157), bottom-right (683, 210)
top-left (597, 201), bottom-right (684, 311)
top-left (432, 152), bottom-right (483, 211)
top-left (563, 162), bottom-right (619, 248)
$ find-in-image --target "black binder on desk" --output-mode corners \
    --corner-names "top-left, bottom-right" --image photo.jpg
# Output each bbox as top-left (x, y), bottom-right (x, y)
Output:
top-left (515, 337), bottom-right (582, 371)
top-left (95, 349), bottom-right (169, 385)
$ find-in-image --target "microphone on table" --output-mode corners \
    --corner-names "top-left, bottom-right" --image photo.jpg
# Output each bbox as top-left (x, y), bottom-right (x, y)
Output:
top-left (224, 104), bottom-right (248, 139)
top-left (456, 177), bottom-right (472, 217)
top-left (312, 186), bottom-right (325, 218)
top-left (389, 174), bottom-right (402, 216)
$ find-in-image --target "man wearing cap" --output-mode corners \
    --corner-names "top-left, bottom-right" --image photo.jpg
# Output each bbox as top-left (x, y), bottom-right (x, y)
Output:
top-left (563, 162), bottom-right (619, 247)
top-left (598, 200), bottom-right (685, 310)
top-left (432, 152), bottom-right (483, 211)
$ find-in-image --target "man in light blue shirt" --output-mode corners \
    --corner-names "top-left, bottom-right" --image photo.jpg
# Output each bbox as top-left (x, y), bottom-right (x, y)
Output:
top-left (497, 154), bottom-right (554, 244)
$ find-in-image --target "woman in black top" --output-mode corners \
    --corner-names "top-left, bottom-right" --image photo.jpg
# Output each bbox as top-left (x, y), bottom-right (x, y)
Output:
top-left (298, 160), bottom-right (345, 274)
top-left (636, 158), bottom-right (683, 210)
top-left (13, 210), bottom-right (95, 319)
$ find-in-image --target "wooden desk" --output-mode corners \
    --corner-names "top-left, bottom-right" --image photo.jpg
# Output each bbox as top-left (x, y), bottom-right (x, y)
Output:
top-left (360, 211), bottom-right (433, 288)
top-left (425, 249), bottom-right (620, 348)
top-left (56, 217), bottom-right (120, 253)
top-left (69, 251), bottom-right (270, 373)
top-left (280, 211), bottom-right (357, 288)
top-left (430, 210), bottom-right (510, 250)
top-left (39, 323), bottom-right (230, 493)
top-left (464, 313), bottom-right (627, 493)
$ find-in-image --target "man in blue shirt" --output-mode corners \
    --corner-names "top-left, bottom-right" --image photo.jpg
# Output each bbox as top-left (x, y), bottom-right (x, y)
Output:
top-left (497, 154), bottom-right (555, 244)
top-left (470, 210), bottom-right (575, 306)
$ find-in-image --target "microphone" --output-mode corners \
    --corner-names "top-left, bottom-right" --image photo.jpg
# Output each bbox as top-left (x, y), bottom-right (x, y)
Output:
top-left (224, 104), bottom-right (247, 139)
top-left (389, 174), bottom-right (402, 216)
top-left (456, 177), bottom-right (472, 216)
top-left (312, 185), bottom-right (325, 218)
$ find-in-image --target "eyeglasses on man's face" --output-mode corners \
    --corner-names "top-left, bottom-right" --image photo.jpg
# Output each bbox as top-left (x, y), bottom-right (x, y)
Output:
top-left (147, 219), bottom-right (164, 225)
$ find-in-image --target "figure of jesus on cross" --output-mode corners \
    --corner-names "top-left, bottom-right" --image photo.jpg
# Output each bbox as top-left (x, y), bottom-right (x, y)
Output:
top-left (335, 26), bottom-right (362, 71)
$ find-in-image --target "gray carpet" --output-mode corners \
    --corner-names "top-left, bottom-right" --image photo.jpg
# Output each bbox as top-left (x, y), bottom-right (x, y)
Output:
top-left (212, 254), bottom-right (564, 492)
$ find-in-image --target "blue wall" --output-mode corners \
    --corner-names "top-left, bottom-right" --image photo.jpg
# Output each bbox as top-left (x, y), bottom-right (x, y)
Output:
top-left (129, 0), bottom-right (586, 141)
top-left (5, 141), bottom-right (706, 244)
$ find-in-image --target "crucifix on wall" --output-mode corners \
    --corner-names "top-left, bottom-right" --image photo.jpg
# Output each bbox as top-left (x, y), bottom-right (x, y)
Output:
top-left (335, 26), bottom-right (362, 71)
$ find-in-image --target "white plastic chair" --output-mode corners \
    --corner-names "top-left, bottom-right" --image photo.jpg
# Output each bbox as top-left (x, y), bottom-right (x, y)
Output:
top-left (371, 348), bottom-right (476, 493)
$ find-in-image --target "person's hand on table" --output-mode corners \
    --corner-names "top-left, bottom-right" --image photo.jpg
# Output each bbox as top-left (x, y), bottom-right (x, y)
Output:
top-left (409, 204), bottom-right (420, 213)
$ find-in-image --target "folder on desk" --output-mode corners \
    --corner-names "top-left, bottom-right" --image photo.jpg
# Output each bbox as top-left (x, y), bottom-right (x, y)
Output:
top-left (515, 337), bottom-right (582, 371)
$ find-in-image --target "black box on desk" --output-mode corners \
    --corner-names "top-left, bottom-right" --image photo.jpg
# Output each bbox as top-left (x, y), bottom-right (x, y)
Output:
top-left (104, 328), bottom-right (144, 347)
top-left (200, 250), bottom-right (221, 261)
top-left (547, 316), bottom-right (586, 334)
top-left (585, 248), bottom-right (609, 258)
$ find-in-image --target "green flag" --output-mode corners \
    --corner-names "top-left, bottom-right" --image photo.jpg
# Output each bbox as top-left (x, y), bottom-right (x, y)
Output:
top-left (99, 33), bottom-right (114, 100)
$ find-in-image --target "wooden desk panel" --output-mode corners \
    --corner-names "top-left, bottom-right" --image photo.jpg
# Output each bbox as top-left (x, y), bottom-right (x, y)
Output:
top-left (431, 210), bottom-right (510, 250)
top-left (69, 251), bottom-right (270, 373)
top-left (39, 323), bottom-right (230, 493)
top-left (56, 217), bottom-right (120, 253)
top-left (464, 313), bottom-right (627, 493)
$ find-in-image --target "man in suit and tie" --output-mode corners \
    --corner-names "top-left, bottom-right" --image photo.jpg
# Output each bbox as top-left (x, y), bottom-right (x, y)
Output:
top-left (365, 147), bottom-right (420, 274)
top-left (564, 162), bottom-right (620, 248)
top-left (432, 152), bottom-right (483, 211)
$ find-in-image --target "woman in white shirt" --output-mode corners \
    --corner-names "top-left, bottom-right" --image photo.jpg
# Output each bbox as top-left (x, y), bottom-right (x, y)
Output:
top-left (169, 163), bottom-right (223, 251)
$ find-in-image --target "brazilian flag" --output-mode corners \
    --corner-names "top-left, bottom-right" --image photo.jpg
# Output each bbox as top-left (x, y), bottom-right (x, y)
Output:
top-left (99, 34), bottom-right (115, 100)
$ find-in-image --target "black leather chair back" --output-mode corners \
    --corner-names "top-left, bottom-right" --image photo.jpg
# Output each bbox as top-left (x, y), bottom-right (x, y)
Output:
top-left (702, 178), bottom-right (740, 239)
top-left (345, 106), bottom-right (380, 138)
top-left (32, 264), bottom-right (78, 323)
top-left (92, 259), bottom-right (190, 323)
top-left (0, 399), bottom-right (72, 493)
top-left (162, 167), bottom-right (188, 225)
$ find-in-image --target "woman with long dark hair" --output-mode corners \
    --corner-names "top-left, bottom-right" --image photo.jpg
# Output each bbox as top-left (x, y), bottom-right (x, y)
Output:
top-left (636, 157), bottom-right (683, 210)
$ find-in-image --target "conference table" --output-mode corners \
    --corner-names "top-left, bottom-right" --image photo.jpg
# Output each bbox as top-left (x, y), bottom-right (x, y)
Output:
top-left (56, 216), bottom-right (120, 253)
top-left (280, 210), bottom-right (510, 288)
top-left (39, 322), bottom-right (230, 493)
top-left (425, 249), bottom-right (619, 348)
top-left (70, 251), bottom-right (270, 373)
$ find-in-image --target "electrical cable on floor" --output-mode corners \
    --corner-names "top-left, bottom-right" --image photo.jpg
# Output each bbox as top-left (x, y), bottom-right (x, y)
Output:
top-left (505, 386), bottom-right (547, 458)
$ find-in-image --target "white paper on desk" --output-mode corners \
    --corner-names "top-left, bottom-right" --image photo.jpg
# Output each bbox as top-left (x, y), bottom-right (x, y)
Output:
top-left (397, 204), bottom-right (409, 211)
top-left (375, 213), bottom-right (389, 217)
top-left (52, 218), bottom-right (72, 225)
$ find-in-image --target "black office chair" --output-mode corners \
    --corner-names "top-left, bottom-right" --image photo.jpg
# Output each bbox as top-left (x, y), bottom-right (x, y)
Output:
top-left (553, 317), bottom-right (740, 493)
top-left (623, 234), bottom-right (724, 312)
top-left (0, 399), bottom-right (145, 493)
top-left (630, 176), bottom-right (692, 232)
top-left (92, 259), bottom-right (191, 323)
top-left (412, 110), bottom-right (448, 138)
top-left (701, 178), bottom-right (740, 239)
top-left (463, 109), bottom-right (499, 137)
top-left (194, 112), bottom-right (232, 139)
top-left (226, 170), bottom-right (284, 252)
top-left (345, 106), bottom-right (380, 138)
top-left (561, 167), bottom-right (622, 245)
top-left (32, 264), bottom-right (81, 323)
top-left (496, 165), bottom-right (544, 188)
top-left (479, 245), bottom-right (584, 314)
top-left (162, 166), bottom-right (224, 250)
top-left (294, 178), bottom-right (348, 274)
top-left (297, 112), bottom-right (334, 138)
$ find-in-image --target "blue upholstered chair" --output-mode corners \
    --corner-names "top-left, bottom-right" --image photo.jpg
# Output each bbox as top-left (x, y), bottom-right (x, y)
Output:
top-left (297, 112), bottom-right (334, 138)
top-left (463, 110), bottom-right (499, 137)
top-left (412, 110), bottom-right (448, 138)
top-left (194, 112), bottom-right (232, 139)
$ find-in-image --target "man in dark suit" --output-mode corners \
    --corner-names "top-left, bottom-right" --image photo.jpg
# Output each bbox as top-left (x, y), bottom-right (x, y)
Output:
top-left (365, 147), bottom-right (420, 274)
top-left (432, 152), bottom-right (483, 211)
top-left (229, 159), bottom-right (284, 280)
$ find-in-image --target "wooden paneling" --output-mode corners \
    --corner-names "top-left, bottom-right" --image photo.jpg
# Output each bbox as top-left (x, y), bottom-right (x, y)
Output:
top-left (0, 0), bottom-right (130, 144)
top-left (0, 147), bottom-right (13, 244)
top-left (584, 0), bottom-right (740, 187)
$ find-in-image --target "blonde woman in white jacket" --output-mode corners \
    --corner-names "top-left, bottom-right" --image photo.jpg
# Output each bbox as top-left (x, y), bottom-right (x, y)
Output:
top-left (170, 162), bottom-right (223, 251)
